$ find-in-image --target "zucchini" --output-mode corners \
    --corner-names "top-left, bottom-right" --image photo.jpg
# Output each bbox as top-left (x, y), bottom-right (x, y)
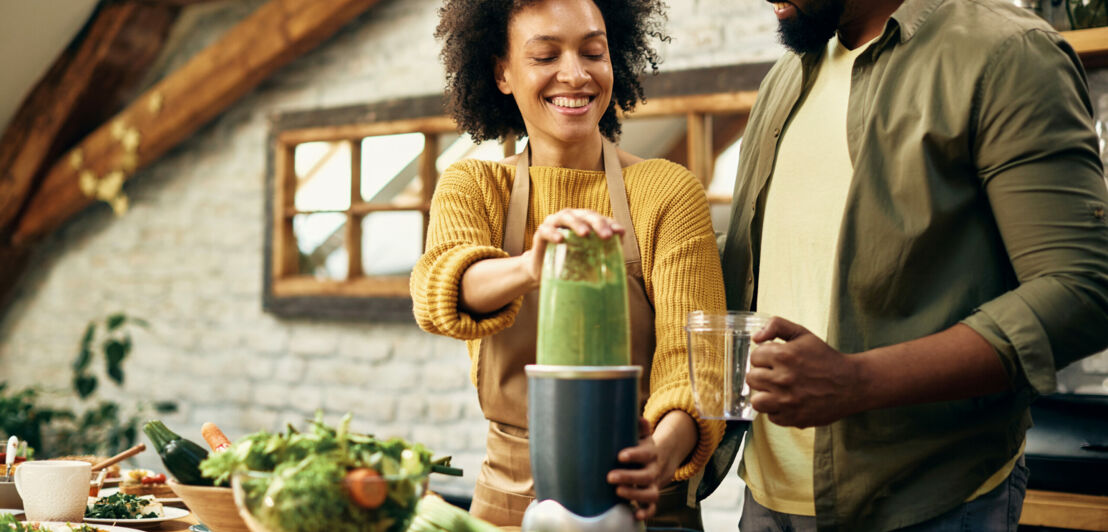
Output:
top-left (143, 420), bottom-right (213, 486)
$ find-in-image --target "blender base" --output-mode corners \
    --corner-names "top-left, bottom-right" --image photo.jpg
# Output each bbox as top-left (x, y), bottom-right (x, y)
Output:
top-left (520, 499), bottom-right (644, 532)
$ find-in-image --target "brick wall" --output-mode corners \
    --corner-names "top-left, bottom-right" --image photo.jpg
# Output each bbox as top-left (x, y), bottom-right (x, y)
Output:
top-left (1, 2), bottom-right (1105, 531)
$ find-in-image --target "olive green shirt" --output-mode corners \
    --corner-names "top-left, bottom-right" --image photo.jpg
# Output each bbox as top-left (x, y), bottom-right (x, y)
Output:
top-left (721, 0), bottom-right (1108, 529)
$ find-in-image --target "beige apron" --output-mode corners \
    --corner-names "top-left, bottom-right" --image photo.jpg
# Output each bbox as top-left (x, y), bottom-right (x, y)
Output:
top-left (470, 141), bottom-right (701, 529)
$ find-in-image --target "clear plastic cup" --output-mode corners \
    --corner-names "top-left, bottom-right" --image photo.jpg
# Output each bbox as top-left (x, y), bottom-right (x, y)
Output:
top-left (685, 310), bottom-right (771, 420)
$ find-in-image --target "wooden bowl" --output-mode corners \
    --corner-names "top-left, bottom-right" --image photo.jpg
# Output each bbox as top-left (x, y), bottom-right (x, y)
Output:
top-left (168, 479), bottom-right (250, 532)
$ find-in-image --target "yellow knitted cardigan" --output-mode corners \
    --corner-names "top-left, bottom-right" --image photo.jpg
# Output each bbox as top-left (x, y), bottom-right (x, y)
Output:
top-left (411, 157), bottom-right (726, 481)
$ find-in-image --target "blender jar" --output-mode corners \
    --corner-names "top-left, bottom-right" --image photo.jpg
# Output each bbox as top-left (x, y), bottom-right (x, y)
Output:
top-left (536, 229), bottom-right (630, 366)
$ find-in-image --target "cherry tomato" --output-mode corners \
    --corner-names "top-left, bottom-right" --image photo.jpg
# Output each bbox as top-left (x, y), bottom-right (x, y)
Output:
top-left (142, 473), bottom-right (167, 484)
top-left (345, 468), bottom-right (387, 509)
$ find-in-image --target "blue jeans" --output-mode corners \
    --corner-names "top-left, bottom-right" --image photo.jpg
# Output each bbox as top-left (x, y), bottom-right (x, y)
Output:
top-left (739, 456), bottom-right (1029, 531)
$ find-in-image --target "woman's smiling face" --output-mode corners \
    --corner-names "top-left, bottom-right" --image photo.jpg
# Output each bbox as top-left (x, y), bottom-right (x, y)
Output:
top-left (496, 0), bottom-right (613, 148)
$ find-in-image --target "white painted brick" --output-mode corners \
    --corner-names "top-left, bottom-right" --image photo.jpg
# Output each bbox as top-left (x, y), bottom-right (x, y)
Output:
top-left (238, 405), bottom-right (279, 434)
top-left (1076, 381), bottom-right (1108, 395)
top-left (1080, 349), bottom-right (1108, 374)
top-left (305, 357), bottom-right (376, 386)
top-left (323, 387), bottom-right (397, 423)
top-left (371, 362), bottom-right (420, 391)
top-left (244, 355), bottom-right (276, 380)
top-left (392, 332), bottom-right (436, 362)
top-left (374, 425), bottom-right (411, 441)
top-left (337, 330), bottom-right (392, 363)
top-left (426, 394), bottom-right (463, 423)
top-left (253, 383), bottom-right (290, 408)
top-left (410, 424), bottom-right (448, 451)
top-left (242, 322), bottom-right (290, 355)
top-left (189, 405), bottom-right (242, 428)
top-left (288, 326), bottom-right (339, 357)
top-left (468, 422), bottom-right (489, 452)
top-left (272, 356), bottom-right (307, 383)
top-left (287, 385), bottom-right (324, 414)
top-left (424, 359), bottom-right (469, 391)
top-left (218, 379), bottom-right (255, 404)
top-left (395, 393), bottom-right (427, 421)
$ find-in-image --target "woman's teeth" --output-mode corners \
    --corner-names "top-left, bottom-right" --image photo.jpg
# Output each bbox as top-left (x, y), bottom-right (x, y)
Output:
top-left (550, 96), bottom-right (590, 108)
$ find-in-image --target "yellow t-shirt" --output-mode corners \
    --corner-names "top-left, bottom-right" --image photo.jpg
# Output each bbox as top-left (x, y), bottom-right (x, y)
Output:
top-left (742, 34), bottom-right (1021, 515)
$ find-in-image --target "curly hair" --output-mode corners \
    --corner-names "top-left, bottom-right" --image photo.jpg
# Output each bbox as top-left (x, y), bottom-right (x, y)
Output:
top-left (435, 0), bottom-right (669, 143)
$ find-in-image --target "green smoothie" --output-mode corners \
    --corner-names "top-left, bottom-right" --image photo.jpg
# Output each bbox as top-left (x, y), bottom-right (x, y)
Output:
top-left (536, 231), bottom-right (631, 366)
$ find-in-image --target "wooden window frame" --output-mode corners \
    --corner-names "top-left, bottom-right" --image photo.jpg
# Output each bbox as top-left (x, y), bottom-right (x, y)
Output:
top-left (263, 63), bottom-right (771, 320)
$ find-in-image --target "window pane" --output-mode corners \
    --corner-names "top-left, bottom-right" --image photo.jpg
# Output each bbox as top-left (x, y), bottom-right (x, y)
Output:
top-left (360, 133), bottom-right (426, 203)
top-left (619, 115), bottom-right (686, 158)
top-left (436, 134), bottom-right (517, 173)
top-left (361, 211), bottom-right (423, 276)
top-left (293, 212), bottom-right (347, 280)
top-left (295, 141), bottom-right (351, 211)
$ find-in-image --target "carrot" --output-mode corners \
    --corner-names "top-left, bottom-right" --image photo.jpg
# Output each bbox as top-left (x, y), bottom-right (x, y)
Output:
top-left (200, 422), bottom-right (231, 452)
top-left (345, 468), bottom-right (387, 509)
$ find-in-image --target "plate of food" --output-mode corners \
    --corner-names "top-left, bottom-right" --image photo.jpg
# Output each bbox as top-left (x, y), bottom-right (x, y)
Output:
top-left (100, 470), bottom-right (180, 504)
top-left (84, 493), bottom-right (189, 529)
top-left (0, 513), bottom-right (141, 531)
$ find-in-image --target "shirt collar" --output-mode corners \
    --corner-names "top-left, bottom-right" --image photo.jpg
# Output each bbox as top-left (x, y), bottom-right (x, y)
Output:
top-left (889, 0), bottom-right (947, 43)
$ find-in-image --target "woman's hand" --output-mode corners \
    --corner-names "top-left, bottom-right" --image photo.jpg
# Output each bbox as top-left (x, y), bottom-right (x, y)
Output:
top-left (522, 208), bottom-right (625, 284)
top-left (606, 417), bottom-right (665, 520)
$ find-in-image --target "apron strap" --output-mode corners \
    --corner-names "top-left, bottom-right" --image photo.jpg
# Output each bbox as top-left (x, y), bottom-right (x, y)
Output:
top-left (504, 145), bottom-right (533, 257)
top-left (601, 139), bottom-right (640, 264)
top-left (506, 140), bottom-right (640, 262)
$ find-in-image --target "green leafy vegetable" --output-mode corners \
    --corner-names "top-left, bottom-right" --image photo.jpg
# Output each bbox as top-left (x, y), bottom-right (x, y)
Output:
top-left (85, 492), bottom-right (160, 519)
top-left (0, 515), bottom-right (108, 532)
top-left (0, 513), bottom-right (50, 531)
top-left (200, 412), bottom-right (458, 532)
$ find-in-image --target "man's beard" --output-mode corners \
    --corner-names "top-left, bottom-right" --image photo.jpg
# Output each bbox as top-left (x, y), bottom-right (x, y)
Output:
top-left (777, 0), bottom-right (845, 55)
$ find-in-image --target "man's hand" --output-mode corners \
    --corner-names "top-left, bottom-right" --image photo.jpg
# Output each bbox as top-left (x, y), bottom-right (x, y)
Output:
top-left (746, 317), bottom-right (867, 428)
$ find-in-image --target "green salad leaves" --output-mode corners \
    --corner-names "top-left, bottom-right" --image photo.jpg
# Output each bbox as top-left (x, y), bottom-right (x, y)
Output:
top-left (199, 413), bottom-right (457, 532)
top-left (85, 492), bottom-right (160, 519)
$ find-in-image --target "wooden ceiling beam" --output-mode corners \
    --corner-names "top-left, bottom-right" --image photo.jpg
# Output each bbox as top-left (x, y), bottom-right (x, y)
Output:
top-left (133, 0), bottom-right (231, 5)
top-left (11, 0), bottom-right (382, 246)
top-left (0, 1), bottom-right (180, 238)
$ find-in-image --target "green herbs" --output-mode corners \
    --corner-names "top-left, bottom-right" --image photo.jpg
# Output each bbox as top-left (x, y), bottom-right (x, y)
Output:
top-left (200, 413), bottom-right (455, 532)
top-left (0, 514), bottom-right (108, 531)
top-left (85, 492), bottom-right (160, 519)
top-left (0, 513), bottom-right (49, 532)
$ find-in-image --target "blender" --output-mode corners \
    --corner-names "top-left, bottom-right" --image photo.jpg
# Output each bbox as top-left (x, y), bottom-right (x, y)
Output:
top-left (521, 229), bottom-right (643, 532)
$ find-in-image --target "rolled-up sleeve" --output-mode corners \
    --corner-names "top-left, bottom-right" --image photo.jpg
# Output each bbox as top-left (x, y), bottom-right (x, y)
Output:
top-left (411, 161), bottom-right (522, 340)
top-left (965, 29), bottom-right (1108, 394)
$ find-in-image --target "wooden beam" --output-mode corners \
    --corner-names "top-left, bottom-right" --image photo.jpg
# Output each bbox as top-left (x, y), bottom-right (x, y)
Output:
top-left (420, 133), bottom-right (439, 250)
top-left (133, 0), bottom-right (229, 5)
top-left (346, 140), bottom-right (364, 279)
top-left (273, 143), bottom-right (299, 280)
top-left (0, 1), bottom-right (179, 237)
top-left (1021, 489), bottom-right (1108, 531)
top-left (1064, 27), bottom-right (1108, 69)
top-left (664, 112), bottom-right (749, 178)
top-left (12, 0), bottom-right (382, 246)
top-left (273, 275), bottom-right (411, 298)
top-left (686, 113), bottom-right (713, 186)
top-left (277, 116), bottom-right (458, 145)
top-left (627, 91), bottom-right (758, 118)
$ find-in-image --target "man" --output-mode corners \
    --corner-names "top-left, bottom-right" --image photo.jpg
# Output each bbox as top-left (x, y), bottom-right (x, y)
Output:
top-left (721, 0), bottom-right (1108, 529)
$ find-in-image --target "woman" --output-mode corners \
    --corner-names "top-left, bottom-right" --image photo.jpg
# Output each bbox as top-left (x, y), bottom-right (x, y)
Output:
top-left (412, 0), bottom-right (726, 527)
